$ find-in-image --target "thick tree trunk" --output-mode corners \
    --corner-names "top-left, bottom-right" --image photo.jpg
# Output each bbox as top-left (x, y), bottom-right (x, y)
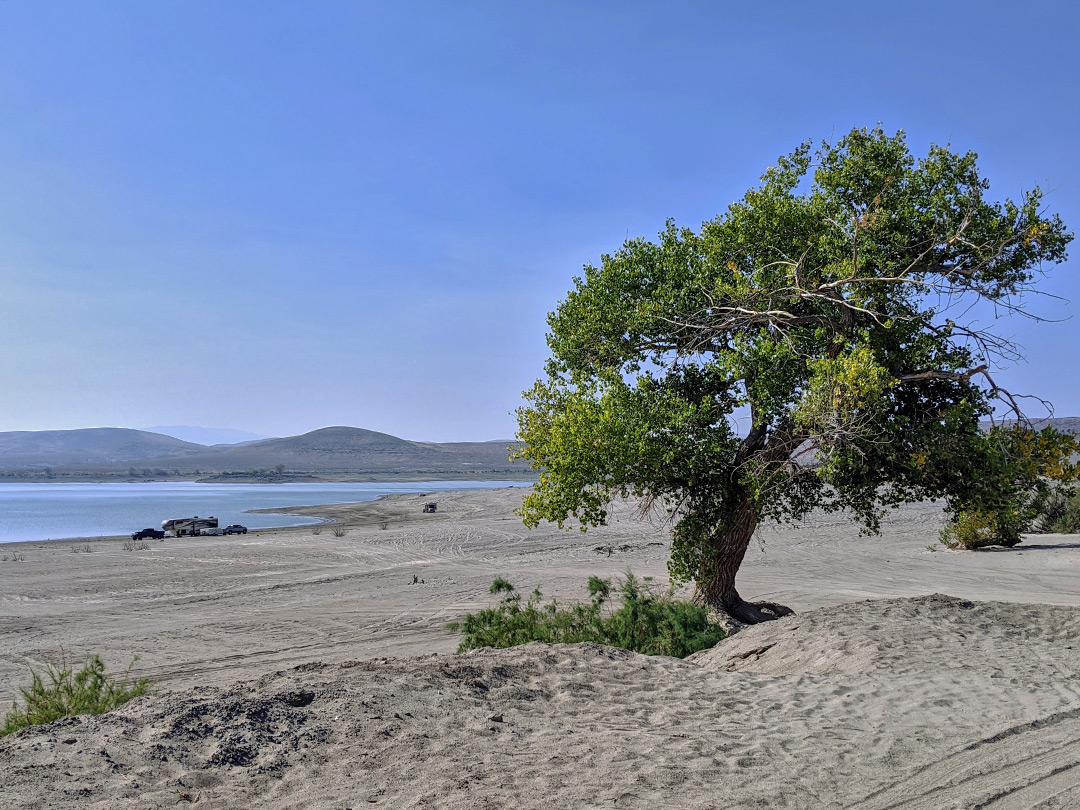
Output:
top-left (692, 492), bottom-right (794, 625)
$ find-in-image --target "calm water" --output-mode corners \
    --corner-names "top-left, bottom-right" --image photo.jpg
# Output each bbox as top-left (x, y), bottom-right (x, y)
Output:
top-left (0, 481), bottom-right (529, 543)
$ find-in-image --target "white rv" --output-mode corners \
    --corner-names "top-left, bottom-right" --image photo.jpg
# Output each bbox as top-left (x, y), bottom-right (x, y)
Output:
top-left (161, 515), bottom-right (219, 537)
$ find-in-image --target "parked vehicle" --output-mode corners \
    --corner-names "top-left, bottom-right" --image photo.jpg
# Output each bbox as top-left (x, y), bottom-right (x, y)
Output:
top-left (224, 524), bottom-right (248, 535)
top-left (161, 516), bottom-right (218, 537)
top-left (200, 527), bottom-right (226, 536)
top-left (132, 527), bottom-right (166, 541)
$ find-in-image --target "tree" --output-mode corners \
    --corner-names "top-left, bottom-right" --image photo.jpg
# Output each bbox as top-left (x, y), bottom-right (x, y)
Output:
top-left (513, 127), bottom-right (1074, 624)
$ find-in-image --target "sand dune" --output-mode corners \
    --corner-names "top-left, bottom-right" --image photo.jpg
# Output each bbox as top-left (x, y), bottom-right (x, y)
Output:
top-left (2, 488), bottom-right (1080, 808)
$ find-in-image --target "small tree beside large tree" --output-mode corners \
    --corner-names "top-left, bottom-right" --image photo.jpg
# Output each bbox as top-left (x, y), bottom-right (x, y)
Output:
top-left (514, 127), bottom-right (1075, 624)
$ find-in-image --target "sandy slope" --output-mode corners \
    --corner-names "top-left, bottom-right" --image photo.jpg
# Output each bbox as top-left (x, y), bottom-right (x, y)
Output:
top-left (2, 488), bottom-right (1080, 808)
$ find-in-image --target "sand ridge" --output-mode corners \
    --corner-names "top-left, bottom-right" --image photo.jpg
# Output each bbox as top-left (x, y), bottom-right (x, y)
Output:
top-left (4, 598), bottom-right (1080, 809)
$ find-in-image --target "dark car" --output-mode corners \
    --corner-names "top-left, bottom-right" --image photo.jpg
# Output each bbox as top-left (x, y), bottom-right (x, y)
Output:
top-left (224, 524), bottom-right (248, 535)
top-left (132, 527), bottom-right (166, 540)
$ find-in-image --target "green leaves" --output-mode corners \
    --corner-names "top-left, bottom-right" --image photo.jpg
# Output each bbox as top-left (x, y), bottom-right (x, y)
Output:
top-left (2, 654), bottom-right (153, 737)
top-left (515, 125), bottom-right (1072, 595)
top-left (794, 345), bottom-right (895, 474)
top-left (450, 574), bottom-right (726, 658)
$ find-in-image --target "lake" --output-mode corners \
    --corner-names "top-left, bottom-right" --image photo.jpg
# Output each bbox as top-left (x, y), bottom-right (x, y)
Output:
top-left (0, 481), bottom-right (530, 543)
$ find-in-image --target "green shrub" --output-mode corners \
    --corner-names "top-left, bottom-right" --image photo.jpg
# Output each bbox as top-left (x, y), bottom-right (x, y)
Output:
top-left (448, 573), bottom-right (726, 658)
top-left (1033, 486), bottom-right (1080, 534)
top-left (944, 481), bottom-right (1080, 549)
top-left (1, 655), bottom-right (153, 737)
top-left (939, 506), bottom-right (1026, 549)
top-left (1051, 500), bottom-right (1080, 533)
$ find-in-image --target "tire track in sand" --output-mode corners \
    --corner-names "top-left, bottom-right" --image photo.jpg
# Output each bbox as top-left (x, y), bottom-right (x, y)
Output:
top-left (851, 707), bottom-right (1080, 810)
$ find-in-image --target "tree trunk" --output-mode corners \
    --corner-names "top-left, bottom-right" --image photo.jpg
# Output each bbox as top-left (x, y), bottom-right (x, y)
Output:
top-left (693, 492), bottom-right (794, 625)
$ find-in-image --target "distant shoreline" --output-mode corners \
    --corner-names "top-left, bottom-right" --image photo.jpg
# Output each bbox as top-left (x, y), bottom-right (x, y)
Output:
top-left (0, 480), bottom-right (534, 546)
top-left (0, 470), bottom-right (539, 484)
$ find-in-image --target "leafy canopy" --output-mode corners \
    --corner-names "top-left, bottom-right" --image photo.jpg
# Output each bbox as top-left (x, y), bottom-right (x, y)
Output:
top-left (514, 127), bottom-right (1073, 585)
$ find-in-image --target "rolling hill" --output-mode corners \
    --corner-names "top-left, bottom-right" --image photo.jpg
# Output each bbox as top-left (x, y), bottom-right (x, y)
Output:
top-left (166, 426), bottom-right (521, 474)
top-left (141, 426), bottom-right (272, 445)
top-left (0, 426), bottom-right (528, 476)
top-left (0, 428), bottom-right (205, 468)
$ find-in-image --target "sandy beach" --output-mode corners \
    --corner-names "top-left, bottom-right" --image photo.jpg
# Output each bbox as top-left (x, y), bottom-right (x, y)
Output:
top-left (2, 487), bottom-right (1080, 808)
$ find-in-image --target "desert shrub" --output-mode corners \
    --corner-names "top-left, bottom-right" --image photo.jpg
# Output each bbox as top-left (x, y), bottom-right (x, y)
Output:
top-left (311, 525), bottom-right (323, 535)
top-left (1032, 486), bottom-right (1080, 533)
top-left (940, 506), bottom-right (1027, 549)
top-left (1, 655), bottom-right (153, 737)
top-left (331, 526), bottom-right (347, 537)
top-left (944, 482), bottom-right (1080, 549)
top-left (448, 573), bottom-right (726, 658)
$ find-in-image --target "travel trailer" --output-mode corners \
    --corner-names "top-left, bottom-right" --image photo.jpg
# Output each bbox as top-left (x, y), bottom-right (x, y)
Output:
top-left (161, 515), bottom-right (219, 537)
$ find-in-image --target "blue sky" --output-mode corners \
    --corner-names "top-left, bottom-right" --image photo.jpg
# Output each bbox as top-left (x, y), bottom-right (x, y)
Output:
top-left (0, 1), bottom-right (1076, 441)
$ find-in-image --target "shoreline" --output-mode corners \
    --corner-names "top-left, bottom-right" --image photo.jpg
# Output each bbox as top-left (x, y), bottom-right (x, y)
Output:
top-left (0, 482), bottom-right (532, 547)
top-left (0, 470), bottom-right (540, 484)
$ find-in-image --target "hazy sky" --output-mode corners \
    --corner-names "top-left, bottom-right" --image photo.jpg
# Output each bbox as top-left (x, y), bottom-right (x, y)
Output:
top-left (1, 2), bottom-right (1076, 441)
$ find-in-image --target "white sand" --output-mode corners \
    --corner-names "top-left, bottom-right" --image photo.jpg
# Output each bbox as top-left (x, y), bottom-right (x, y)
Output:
top-left (2, 488), bottom-right (1079, 808)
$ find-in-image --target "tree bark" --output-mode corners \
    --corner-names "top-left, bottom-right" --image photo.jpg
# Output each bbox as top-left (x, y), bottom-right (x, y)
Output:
top-left (693, 490), bottom-right (794, 625)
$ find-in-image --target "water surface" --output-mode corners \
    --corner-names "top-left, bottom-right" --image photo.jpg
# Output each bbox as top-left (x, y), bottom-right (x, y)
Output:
top-left (0, 481), bottom-right (528, 543)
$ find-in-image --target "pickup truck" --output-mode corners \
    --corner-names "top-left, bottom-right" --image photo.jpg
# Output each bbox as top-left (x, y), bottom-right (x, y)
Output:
top-left (132, 527), bottom-right (166, 540)
top-left (224, 524), bottom-right (248, 535)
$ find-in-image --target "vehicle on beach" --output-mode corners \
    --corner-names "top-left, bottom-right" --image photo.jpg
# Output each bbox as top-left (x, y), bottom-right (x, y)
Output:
top-left (131, 527), bottom-right (166, 540)
top-left (223, 524), bottom-right (248, 534)
top-left (161, 515), bottom-right (219, 537)
top-left (200, 527), bottom-right (226, 536)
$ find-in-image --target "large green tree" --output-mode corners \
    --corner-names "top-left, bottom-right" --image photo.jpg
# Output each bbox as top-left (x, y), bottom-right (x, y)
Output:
top-left (514, 127), bottom-right (1073, 623)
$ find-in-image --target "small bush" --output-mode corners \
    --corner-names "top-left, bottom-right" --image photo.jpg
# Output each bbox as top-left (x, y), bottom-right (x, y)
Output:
top-left (940, 507), bottom-right (1026, 549)
top-left (1033, 486), bottom-right (1080, 534)
top-left (945, 485), bottom-right (1080, 548)
top-left (1, 655), bottom-right (154, 737)
top-left (311, 525), bottom-right (323, 535)
top-left (448, 573), bottom-right (726, 658)
top-left (331, 526), bottom-right (347, 537)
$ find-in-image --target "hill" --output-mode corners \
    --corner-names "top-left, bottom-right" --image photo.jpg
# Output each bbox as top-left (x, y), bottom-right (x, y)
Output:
top-left (141, 426), bottom-right (272, 445)
top-left (161, 426), bottom-right (524, 474)
top-left (980, 416), bottom-right (1080, 434)
top-left (0, 426), bottom-right (529, 477)
top-left (0, 428), bottom-right (205, 468)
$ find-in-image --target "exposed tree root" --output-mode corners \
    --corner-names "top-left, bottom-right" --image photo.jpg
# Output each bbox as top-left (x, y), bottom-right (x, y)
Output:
top-left (726, 597), bottom-right (794, 625)
top-left (694, 585), bottom-right (795, 631)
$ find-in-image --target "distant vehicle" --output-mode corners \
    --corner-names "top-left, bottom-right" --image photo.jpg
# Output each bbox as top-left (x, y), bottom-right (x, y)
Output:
top-left (200, 527), bottom-right (226, 536)
top-left (224, 524), bottom-right (248, 535)
top-left (132, 527), bottom-right (166, 540)
top-left (162, 516), bottom-right (218, 537)
top-left (423, 502), bottom-right (437, 513)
